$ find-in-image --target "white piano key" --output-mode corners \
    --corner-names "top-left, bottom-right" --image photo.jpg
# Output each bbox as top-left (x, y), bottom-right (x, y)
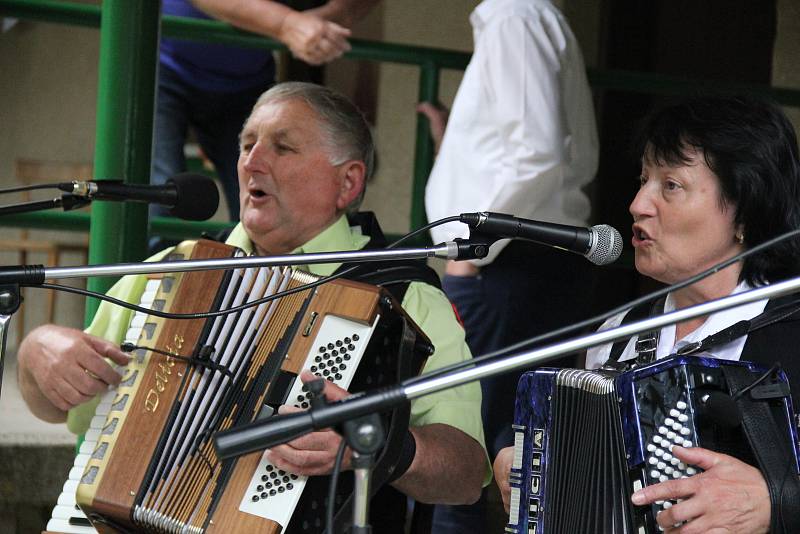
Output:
top-left (57, 491), bottom-right (76, 507)
top-left (45, 517), bottom-right (97, 534)
top-left (78, 440), bottom-right (95, 455)
top-left (68, 465), bottom-right (86, 481)
top-left (51, 504), bottom-right (87, 521)
top-left (83, 428), bottom-right (100, 443)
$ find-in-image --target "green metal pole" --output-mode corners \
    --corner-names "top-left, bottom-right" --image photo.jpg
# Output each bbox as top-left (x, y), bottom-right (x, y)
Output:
top-left (410, 61), bottom-right (440, 238)
top-left (86, 0), bottom-right (160, 323)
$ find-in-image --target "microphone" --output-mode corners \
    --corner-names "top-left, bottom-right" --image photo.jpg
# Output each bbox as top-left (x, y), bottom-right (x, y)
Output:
top-left (57, 172), bottom-right (219, 221)
top-left (459, 212), bottom-right (623, 265)
top-left (698, 392), bottom-right (742, 429)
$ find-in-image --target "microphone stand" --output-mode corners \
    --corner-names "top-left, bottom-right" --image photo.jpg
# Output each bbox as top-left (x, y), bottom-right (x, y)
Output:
top-left (213, 276), bottom-right (800, 460)
top-left (0, 194), bottom-right (91, 216)
top-left (0, 236), bottom-right (487, 403)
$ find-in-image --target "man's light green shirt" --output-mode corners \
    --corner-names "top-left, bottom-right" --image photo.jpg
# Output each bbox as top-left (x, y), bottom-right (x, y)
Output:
top-left (68, 216), bottom-right (490, 482)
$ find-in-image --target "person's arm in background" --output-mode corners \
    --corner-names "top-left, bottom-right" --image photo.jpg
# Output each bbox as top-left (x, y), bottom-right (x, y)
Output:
top-left (305, 0), bottom-right (380, 28)
top-left (416, 102), bottom-right (449, 155)
top-left (191, 0), bottom-right (375, 64)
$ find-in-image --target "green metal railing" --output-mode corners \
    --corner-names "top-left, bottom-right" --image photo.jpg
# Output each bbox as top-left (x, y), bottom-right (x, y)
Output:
top-left (3, 0), bottom-right (800, 319)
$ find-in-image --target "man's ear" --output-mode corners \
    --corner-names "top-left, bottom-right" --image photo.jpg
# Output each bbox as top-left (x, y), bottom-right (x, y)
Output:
top-left (336, 160), bottom-right (367, 210)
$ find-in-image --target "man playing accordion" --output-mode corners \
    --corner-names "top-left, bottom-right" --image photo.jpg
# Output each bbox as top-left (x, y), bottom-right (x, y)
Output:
top-left (18, 82), bottom-right (490, 530)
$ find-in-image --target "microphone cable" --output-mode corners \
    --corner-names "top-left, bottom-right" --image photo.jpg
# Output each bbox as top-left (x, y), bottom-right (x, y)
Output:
top-left (404, 227), bottom-right (800, 386)
top-left (25, 216), bottom-right (462, 320)
top-left (0, 182), bottom-right (63, 195)
top-left (325, 439), bottom-right (348, 534)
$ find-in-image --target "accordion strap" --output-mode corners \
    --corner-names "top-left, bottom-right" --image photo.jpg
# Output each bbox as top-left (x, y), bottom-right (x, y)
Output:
top-left (605, 296), bottom-right (666, 370)
top-left (608, 297), bottom-right (800, 369)
top-left (677, 298), bottom-right (800, 356)
top-left (721, 365), bottom-right (800, 534)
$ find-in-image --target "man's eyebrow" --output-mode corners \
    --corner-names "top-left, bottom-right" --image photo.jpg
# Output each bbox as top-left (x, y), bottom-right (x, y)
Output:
top-left (239, 127), bottom-right (296, 144)
top-left (239, 127), bottom-right (255, 142)
top-left (272, 129), bottom-right (293, 142)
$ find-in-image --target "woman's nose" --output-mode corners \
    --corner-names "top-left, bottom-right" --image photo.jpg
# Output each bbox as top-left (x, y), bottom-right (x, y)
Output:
top-left (629, 185), bottom-right (655, 220)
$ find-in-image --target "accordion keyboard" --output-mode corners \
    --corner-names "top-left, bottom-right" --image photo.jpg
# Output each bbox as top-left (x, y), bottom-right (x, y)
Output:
top-left (640, 395), bottom-right (698, 517)
top-left (45, 277), bottom-right (163, 534)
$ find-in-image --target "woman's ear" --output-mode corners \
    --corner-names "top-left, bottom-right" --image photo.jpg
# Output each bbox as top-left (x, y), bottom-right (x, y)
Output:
top-left (735, 224), bottom-right (745, 244)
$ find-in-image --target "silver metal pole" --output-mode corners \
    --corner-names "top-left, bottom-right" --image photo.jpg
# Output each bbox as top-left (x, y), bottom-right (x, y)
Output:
top-left (42, 243), bottom-right (458, 281)
top-left (403, 276), bottom-right (800, 400)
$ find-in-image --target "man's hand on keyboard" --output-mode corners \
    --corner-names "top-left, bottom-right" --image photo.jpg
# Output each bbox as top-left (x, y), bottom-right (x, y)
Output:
top-left (17, 325), bottom-right (130, 422)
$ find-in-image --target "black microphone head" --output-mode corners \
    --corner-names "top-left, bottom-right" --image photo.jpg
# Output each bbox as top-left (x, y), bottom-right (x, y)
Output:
top-left (700, 392), bottom-right (742, 430)
top-left (167, 173), bottom-right (220, 221)
top-left (586, 224), bottom-right (623, 265)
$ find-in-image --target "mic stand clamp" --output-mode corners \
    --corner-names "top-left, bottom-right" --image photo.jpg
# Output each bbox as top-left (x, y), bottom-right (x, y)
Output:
top-left (452, 231), bottom-right (497, 261)
top-left (343, 412), bottom-right (385, 534)
top-left (306, 376), bottom-right (385, 534)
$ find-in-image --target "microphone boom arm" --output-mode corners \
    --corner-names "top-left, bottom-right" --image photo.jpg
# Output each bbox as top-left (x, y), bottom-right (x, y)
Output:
top-left (214, 275), bottom-right (800, 459)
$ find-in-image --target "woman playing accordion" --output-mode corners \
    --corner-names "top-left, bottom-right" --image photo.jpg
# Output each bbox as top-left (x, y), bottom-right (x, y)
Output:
top-left (496, 95), bottom-right (800, 533)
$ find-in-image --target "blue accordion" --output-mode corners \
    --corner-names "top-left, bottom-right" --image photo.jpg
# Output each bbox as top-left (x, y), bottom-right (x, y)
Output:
top-left (505, 355), bottom-right (800, 534)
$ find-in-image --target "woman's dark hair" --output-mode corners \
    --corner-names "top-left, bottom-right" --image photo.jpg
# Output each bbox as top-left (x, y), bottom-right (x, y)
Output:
top-left (634, 94), bottom-right (800, 285)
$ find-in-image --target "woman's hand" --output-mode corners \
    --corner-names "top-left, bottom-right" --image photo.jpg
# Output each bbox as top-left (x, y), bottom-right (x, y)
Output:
top-left (493, 446), bottom-right (515, 512)
top-left (631, 446), bottom-right (770, 534)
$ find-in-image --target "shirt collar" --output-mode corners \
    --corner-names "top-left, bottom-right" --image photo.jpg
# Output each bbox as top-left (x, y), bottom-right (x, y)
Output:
top-left (225, 215), bottom-right (371, 277)
top-left (471, 0), bottom-right (550, 34)
top-left (664, 280), bottom-right (760, 351)
top-left (470, 0), bottom-right (501, 35)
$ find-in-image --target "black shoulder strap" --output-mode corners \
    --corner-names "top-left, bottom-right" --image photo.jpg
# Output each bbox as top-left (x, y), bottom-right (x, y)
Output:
top-left (201, 226), bottom-right (235, 244)
top-left (678, 296), bottom-right (800, 357)
top-left (605, 297), bottom-right (665, 370)
top-left (722, 365), bottom-right (800, 534)
top-left (336, 212), bottom-right (442, 302)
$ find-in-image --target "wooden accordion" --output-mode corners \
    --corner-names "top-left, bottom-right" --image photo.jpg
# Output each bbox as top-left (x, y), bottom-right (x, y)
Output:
top-left (45, 239), bottom-right (430, 534)
top-left (505, 355), bottom-right (800, 534)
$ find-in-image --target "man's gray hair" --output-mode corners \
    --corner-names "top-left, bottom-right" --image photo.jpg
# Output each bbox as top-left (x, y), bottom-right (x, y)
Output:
top-left (252, 82), bottom-right (375, 208)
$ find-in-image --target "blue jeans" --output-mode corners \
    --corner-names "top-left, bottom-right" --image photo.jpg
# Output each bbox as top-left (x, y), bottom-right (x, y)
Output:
top-left (432, 241), bottom-right (597, 533)
top-left (151, 65), bottom-right (271, 226)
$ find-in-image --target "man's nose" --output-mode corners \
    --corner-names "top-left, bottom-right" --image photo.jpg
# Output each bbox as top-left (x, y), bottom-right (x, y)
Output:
top-left (242, 142), bottom-right (268, 173)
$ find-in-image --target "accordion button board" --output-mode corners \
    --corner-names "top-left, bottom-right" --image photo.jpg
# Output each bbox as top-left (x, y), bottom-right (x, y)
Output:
top-left (238, 313), bottom-right (378, 528)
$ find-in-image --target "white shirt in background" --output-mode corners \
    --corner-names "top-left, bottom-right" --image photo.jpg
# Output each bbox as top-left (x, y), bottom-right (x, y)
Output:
top-left (425, 0), bottom-right (599, 265)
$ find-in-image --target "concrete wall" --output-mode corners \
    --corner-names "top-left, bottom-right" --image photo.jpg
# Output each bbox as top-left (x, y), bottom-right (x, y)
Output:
top-left (0, 13), bottom-right (101, 345)
top-left (774, 0), bottom-right (800, 128)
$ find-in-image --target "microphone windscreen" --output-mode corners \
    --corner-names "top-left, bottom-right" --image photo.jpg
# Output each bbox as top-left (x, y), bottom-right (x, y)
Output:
top-left (587, 224), bottom-right (623, 265)
top-left (701, 392), bottom-right (742, 430)
top-left (167, 173), bottom-right (220, 221)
